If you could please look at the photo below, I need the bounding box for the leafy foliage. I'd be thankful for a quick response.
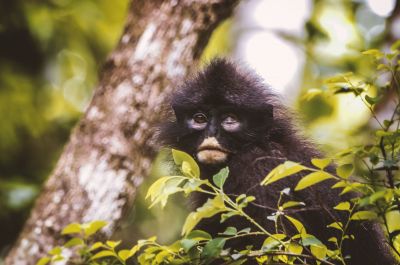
[37,45,400,264]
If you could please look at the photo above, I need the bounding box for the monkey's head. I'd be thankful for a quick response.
[161,58,280,169]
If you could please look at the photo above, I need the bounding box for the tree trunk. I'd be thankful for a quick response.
[5,0,240,264]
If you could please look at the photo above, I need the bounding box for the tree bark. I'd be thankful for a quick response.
[5,0,240,264]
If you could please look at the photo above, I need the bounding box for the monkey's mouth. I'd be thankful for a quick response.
[197,140,230,165]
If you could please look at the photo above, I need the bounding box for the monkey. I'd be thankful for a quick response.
[158,58,397,265]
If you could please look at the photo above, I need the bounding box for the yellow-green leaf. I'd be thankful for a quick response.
[390,40,400,51]
[334,202,351,211]
[91,250,117,260]
[362,49,383,59]
[351,211,377,220]
[386,211,400,233]
[310,245,327,260]
[327,222,343,231]
[311,158,331,170]
[262,161,309,186]
[89,242,104,251]
[182,195,226,236]
[36,257,50,265]
[281,201,304,209]
[295,171,334,191]
[118,249,133,262]
[302,89,322,101]
[287,243,303,255]
[336,164,353,179]
[61,223,81,235]
[84,220,107,237]
[106,240,121,249]
[285,215,306,235]
[172,149,200,178]
[64,238,84,248]
[262,234,286,250]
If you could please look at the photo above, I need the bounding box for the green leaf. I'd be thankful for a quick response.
[324,72,353,83]
[300,234,324,247]
[36,257,50,265]
[212,167,229,188]
[334,202,351,211]
[181,239,197,252]
[261,161,309,186]
[89,242,104,251]
[285,216,306,235]
[391,40,400,51]
[287,243,303,255]
[186,230,212,241]
[311,158,331,170]
[221,226,237,236]
[327,222,343,231]
[172,149,200,178]
[262,234,286,250]
[362,49,383,59]
[61,223,81,235]
[64,238,84,248]
[182,195,226,236]
[48,247,62,255]
[146,176,185,208]
[91,250,117,260]
[310,245,327,260]
[281,201,305,209]
[106,240,121,249]
[351,211,377,220]
[118,249,133,262]
[365,94,383,105]
[84,220,107,237]
[386,211,400,233]
[295,171,334,191]
[336,164,353,179]
[201,238,226,260]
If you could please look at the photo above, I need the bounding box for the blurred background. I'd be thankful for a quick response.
[0,0,399,260]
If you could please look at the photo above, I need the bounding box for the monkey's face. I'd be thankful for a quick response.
[173,106,267,167]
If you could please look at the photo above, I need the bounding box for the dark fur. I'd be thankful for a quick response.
[158,58,396,265]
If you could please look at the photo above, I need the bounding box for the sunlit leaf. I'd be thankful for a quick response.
[362,49,383,59]
[91,250,117,260]
[118,249,133,262]
[262,234,286,250]
[64,238,84,248]
[84,220,107,237]
[213,167,229,188]
[285,216,306,235]
[390,40,400,51]
[106,240,121,249]
[311,158,331,170]
[61,223,81,235]
[295,171,334,191]
[262,161,309,186]
[182,195,226,236]
[302,88,323,101]
[311,245,327,260]
[287,243,303,255]
[336,164,353,179]
[172,149,200,178]
[334,202,351,211]
[281,201,305,209]
[327,222,343,231]
[351,211,377,220]
[186,230,212,241]
[36,257,50,265]
[386,211,400,233]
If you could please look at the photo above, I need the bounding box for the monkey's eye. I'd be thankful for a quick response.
[189,112,208,130]
[193,113,208,124]
[221,114,240,131]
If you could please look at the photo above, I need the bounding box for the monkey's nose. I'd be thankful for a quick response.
[206,122,218,137]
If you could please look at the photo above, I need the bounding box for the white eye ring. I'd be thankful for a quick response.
[221,114,240,131]
[189,112,208,130]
